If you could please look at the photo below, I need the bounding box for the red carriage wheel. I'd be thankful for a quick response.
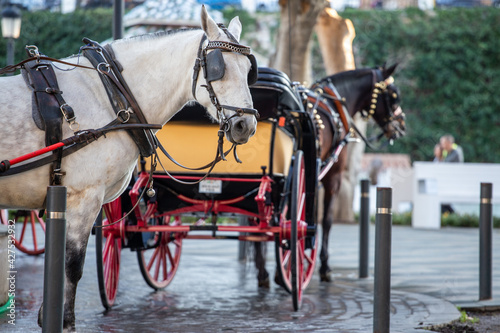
[137,215,183,290]
[275,150,317,311]
[0,210,46,255]
[95,198,124,309]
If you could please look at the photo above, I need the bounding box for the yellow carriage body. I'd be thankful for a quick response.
[143,121,294,176]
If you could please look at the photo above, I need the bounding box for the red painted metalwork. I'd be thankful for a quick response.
[254,175,273,228]
[0,210,46,255]
[8,142,64,167]
[152,174,263,183]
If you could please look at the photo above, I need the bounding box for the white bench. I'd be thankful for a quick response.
[412,162,500,229]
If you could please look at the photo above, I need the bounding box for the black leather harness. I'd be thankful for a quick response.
[81,38,158,157]
[21,46,77,185]
[0,29,260,185]
[0,41,160,181]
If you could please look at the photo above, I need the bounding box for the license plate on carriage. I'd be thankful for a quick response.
[199,179,222,194]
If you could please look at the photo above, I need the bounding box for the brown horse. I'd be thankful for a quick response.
[254,64,406,286]
[311,64,405,281]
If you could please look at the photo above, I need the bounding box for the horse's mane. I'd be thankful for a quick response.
[317,68,373,94]
[110,28,201,45]
[320,68,372,85]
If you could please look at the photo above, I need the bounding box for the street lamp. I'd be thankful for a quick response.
[1,4,21,70]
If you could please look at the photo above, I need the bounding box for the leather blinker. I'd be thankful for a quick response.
[205,48,225,83]
[247,54,258,85]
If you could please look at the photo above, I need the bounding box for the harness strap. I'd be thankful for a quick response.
[81,38,158,157]
[304,91,340,164]
[192,35,207,100]
[0,55,95,76]
[321,84,351,132]
[0,122,162,177]
[22,59,73,185]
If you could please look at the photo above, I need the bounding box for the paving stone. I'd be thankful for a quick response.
[3,224,499,332]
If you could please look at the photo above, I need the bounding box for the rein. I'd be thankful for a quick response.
[0,54,96,76]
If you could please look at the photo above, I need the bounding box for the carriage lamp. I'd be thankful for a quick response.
[1,4,21,69]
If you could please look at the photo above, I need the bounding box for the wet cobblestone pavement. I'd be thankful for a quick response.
[3,224,498,332]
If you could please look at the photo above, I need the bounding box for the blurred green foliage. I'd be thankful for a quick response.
[1,7,499,165]
[341,8,500,163]
[0,9,112,65]
[389,211,500,228]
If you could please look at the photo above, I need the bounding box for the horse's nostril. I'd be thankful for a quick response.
[234,119,246,133]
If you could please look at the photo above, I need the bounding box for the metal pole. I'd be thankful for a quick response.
[359,179,370,278]
[479,182,493,301]
[373,187,392,333]
[113,0,124,40]
[42,186,67,333]
[238,216,247,261]
[6,38,14,75]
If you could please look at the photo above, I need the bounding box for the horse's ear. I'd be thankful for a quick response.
[383,63,398,78]
[200,5,220,40]
[227,16,242,42]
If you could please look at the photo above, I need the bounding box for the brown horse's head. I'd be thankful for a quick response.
[367,64,406,141]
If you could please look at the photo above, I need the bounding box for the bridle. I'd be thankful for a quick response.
[153,25,260,186]
[191,24,259,159]
[313,68,405,150]
[100,27,262,227]
[362,68,405,141]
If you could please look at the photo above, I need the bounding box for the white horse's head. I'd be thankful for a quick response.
[193,6,258,145]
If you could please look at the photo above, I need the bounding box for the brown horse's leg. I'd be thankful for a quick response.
[254,241,270,287]
[320,183,334,282]
[319,164,344,282]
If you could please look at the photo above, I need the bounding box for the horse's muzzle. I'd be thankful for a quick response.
[226,116,257,144]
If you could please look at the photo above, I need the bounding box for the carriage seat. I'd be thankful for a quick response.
[250,67,303,120]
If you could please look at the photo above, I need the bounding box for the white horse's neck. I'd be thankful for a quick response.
[109,29,204,126]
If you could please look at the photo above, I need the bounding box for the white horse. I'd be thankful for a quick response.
[0,7,257,329]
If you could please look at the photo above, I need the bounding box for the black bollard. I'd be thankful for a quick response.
[42,186,67,333]
[373,187,392,333]
[479,183,493,301]
[359,179,370,278]
[113,0,124,40]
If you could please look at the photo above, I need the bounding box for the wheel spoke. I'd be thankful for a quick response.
[166,243,175,267]
[137,216,182,289]
[153,246,163,281]
[147,246,160,272]
[18,218,27,244]
[161,247,168,281]
[30,213,38,251]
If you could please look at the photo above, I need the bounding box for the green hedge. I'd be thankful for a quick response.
[390,211,500,228]
[341,8,500,163]
[0,9,112,65]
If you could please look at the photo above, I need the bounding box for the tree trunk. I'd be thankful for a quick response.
[271,0,327,84]
[316,8,356,74]
[316,8,364,223]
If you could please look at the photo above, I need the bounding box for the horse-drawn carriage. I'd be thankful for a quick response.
[94,61,406,311]
[0,6,405,327]
[95,67,320,311]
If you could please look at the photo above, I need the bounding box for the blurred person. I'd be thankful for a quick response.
[440,134,464,163]
[433,143,443,162]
